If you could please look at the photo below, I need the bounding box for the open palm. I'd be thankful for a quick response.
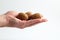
[5,11,47,29]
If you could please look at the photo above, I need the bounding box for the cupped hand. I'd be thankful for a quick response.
[5,11,47,29]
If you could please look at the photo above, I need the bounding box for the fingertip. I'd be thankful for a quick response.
[41,19,48,22]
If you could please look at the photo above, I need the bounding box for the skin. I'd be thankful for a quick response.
[0,11,47,29]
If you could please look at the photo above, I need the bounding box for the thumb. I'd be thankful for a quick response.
[5,11,18,17]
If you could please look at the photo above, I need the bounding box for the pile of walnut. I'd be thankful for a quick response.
[16,12,43,20]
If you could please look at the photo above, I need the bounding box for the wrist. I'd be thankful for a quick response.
[0,15,9,27]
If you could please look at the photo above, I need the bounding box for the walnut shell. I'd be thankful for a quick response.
[25,12,32,20]
[16,12,28,20]
[30,13,43,19]
[25,12,32,17]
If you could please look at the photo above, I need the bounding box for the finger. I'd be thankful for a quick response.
[41,19,48,22]
[25,18,47,27]
[5,11,18,17]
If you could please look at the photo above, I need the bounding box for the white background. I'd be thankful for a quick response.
[0,0,60,40]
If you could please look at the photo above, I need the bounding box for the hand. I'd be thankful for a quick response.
[5,11,47,29]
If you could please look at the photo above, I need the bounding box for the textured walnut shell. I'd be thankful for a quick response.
[25,12,32,20]
[16,12,28,20]
[25,12,32,17]
[30,13,43,19]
